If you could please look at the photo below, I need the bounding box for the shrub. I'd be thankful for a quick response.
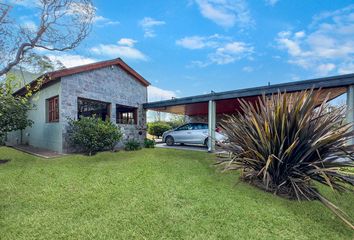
[147,121,172,138]
[144,138,155,148]
[67,117,122,155]
[124,139,142,151]
[217,90,354,228]
[167,115,186,129]
[0,134,5,146]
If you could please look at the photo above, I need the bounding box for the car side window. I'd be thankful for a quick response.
[190,123,208,130]
[177,124,190,131]
[192,123,202,130]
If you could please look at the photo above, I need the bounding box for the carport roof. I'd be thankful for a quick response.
[144,73,354,116]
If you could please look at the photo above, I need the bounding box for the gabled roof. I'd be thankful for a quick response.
[14,58,150,95]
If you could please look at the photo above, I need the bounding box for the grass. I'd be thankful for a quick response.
[0,147,353,239]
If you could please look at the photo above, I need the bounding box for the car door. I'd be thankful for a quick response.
[172,124,192,143]
[191,123,208,144]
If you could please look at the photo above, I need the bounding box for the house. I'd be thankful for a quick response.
[6,58,150,153]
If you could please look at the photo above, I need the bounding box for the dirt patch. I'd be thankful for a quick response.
[0,159,10,164]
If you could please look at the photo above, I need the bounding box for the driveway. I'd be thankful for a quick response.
[155,143,207,152]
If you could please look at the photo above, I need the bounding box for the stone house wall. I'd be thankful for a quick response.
[60,65,148,152]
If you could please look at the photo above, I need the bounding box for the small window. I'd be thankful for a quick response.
[192,123,207,130]
[116,104,137,124]
[78,98,110,121]
[177,124,192,131]
[47,96,59,122]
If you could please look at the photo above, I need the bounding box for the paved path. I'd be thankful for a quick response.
[10,145,64,158]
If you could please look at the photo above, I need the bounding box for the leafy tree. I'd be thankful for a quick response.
[67,117,123,155]
[0,52,66,143]
[0,86,33,142]
[147,121,172,138]
[167,114,186,129]
[0,0,94,76]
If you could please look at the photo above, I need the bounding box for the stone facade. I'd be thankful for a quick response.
[60,65,148,152]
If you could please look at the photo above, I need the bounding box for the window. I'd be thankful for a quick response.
[192,123,208,130]
[78,98,110,121]
[116,104,137,124]
[177,124,193,131]
[47,96,59,122]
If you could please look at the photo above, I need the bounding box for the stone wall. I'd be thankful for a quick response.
[60,65,148,152]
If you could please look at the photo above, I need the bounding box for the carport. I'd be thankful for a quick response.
[144,73,354,152]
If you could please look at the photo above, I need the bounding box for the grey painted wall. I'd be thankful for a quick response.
[6,81,62,152]
[60,65,148,152]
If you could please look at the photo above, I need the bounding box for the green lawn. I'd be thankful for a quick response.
[0,147,353,239]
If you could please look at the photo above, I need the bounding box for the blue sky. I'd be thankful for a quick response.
[7,0,354,102]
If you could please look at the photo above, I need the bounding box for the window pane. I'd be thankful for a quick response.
[116,104,137,124]
[78,98,110,121]
[178,124,190,131]
[47,96,59,122]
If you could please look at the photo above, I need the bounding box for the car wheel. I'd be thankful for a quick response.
[204,138,209,148]
[165,136,175,146]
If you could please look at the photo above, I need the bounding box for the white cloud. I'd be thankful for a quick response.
[316,63,336,75]
[242,66,254,72]
[193,0,253,28]
[265,0,279,6]
[93,15,120,26]
[22,20,37,31]
[176,36,208,49]
[139,17,165,38]
[177,34,253,67]
[90,38,147,61]
[148,86,177,102]
[6,0,39,7]
[46,54,97,68]
[209,41,253,64]
[338,62,354,74]
[276,5,354,76]
[117,38,137,47]
[175,34,227,49]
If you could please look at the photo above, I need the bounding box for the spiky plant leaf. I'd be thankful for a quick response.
[218,90,354,229]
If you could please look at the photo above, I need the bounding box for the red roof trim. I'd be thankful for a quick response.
[14,58,150,95]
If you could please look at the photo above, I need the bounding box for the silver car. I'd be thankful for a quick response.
[162,123,226,147]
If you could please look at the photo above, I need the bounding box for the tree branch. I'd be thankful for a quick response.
[0,0,94,76]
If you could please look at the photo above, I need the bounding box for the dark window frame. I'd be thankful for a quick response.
[116,104,138,125]
[47,95,59,123]
[77,97,111,121]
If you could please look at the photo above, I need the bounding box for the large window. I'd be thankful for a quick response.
[47,96,59,122]
[78,98,110,121]
[116,104,137,124]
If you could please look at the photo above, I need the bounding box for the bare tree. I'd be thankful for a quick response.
[0,0,95,76]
